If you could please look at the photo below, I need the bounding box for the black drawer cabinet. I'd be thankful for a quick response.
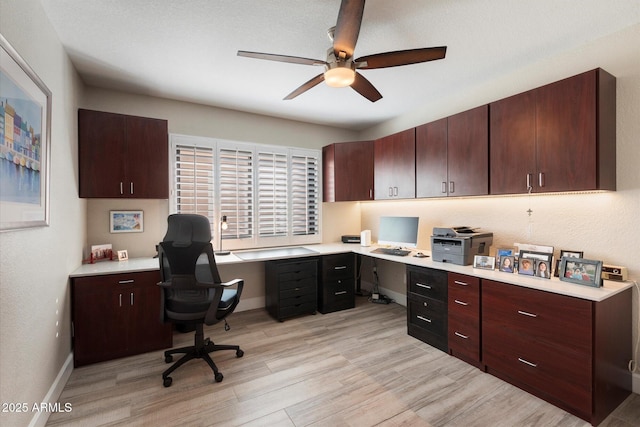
[319,253,356,314]
[265,258,318,321]
[406,265,448,351]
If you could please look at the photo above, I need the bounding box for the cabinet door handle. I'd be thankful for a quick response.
[517,310,538,318]
[334,266,347,270]
[416,283,432,289]
[455,331,469,339]
[118,280,135,284]
[120,182,124,195]
[416,315,432,323]
[526,173,532,191]
[369,189,373,199]
[393,187,398,196]
[119,293,122,307]
[454,299,468,306]
[441,182,447,193]
[454,280,468,286]
[518,357,537,368]
[335,291,347,296]
[449,181,454,194]
[389,187,393,197]
[538,172,545,188]
[130,182,134,194]
[130,292,134,306]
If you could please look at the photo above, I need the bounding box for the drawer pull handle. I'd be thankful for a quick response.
[416,283,432,289]
[334,266,347,270]
[335,291,347,295]
[118,280,135,284]
[454,299,468,306]
[518,357,537,368]
[454,332,469,339]
[454,280,469,286]
[416,315,432,323]
[517,310,538,318]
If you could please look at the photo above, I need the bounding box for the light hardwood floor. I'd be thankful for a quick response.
[47,297,639,426]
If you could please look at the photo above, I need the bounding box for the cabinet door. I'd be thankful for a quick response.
[125,116,169,198]
[416,118,448,198]
[127,272,172,353]
[374,128,415,199]
[324,141,374,202]
[490,91,537,195]
[536,70,597,192]
[72,277,128,366]
[446,105,489,197]
[78,109,127,198]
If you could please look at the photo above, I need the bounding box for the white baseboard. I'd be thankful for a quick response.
[633,372,640,394]
[29,352,74,427]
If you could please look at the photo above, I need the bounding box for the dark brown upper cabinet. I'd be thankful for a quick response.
[374,128,416,200]
[490,68,616,194]
[78,109,169,198]
[323,140,374,202]
[416,105,489,198]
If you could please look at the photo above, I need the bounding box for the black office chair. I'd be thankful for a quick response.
[158,214,244,387]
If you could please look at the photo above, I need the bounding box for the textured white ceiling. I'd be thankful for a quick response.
[40,0,640,130]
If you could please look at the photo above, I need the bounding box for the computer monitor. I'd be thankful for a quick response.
[377,216,420,248]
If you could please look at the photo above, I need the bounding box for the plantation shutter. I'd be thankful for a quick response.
[257,150,288,237]
[218,145,254,240]
[173,143,215,230]
[290,151,320,236]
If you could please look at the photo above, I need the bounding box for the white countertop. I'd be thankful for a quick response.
[69,242,633,302]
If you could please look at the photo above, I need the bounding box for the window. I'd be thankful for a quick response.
[170,134,321,250]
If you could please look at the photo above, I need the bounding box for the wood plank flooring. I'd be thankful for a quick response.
[47,297,639,426]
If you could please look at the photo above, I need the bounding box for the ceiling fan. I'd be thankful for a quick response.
[237,0,447,102]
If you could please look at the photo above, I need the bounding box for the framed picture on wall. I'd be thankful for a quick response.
[110,210,144,233]
[0,34,52,231]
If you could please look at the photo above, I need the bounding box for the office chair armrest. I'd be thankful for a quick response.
[221,278,243,299]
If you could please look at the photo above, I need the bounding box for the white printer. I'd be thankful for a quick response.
[431,226,493,265]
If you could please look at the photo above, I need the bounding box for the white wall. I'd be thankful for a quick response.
[0,1,85,426]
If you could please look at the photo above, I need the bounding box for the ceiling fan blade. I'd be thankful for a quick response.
[237,50,326,66]
[284,73,326,100]
[356,46,447,69]
[333,0,365,59]
[351,72,382,102]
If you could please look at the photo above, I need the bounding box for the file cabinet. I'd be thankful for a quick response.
[265,258,318,321]
[406,265,448,351]
[447,273,481,366]
[319,253,355,314]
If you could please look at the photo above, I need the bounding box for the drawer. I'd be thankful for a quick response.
[322,253,355,280]
[483,325,592,415]
[407,266,447,301]
[407,297,446,337]
[448,276,479,318]
[448,312,480,362]
[482,280,591,352]
[279,301,317,319]
[278,279,316,300]
[279,276,317,293]
[280,291,316,308]
[73,270,159,292]
[274,259,317,273]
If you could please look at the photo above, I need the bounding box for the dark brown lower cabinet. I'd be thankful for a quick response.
[447,273,481,367]
[482,279,632,426]
[265,258,318,321]
[72,270,172,367]
[319,253,355,314]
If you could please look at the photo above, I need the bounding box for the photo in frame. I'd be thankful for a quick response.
[473,255,495,270]
[117,250,129,261]
[518,250,553,277]
[555,250,584,276]
[559,257,603,287]
[498,255,515,273]
[110,210,144,233]
[0,34,52,231]
[496,248,514,266]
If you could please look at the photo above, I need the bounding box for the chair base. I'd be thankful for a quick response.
[162,323,243,387]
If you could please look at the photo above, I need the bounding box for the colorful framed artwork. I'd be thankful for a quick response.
[110,210,144,233]
[0,34,52,231]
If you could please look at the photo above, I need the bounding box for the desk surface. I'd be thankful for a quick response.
[70,243,632,302]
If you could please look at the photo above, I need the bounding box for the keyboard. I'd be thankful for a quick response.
[371,248,411,257]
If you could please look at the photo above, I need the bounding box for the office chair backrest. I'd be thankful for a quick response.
[159,214,222,288]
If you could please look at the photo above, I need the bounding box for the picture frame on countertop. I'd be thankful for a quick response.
[0,34,52,231]
[535,260,551,279]
[117,250,129,261]
[559,257,603,287]
[496,247,514,265]
[518,250,553,276]
[473,255,495,270]
[555,250,583,277]
[498,255,515,273]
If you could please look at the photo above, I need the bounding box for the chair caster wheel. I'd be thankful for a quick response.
[215,372,224,382]
[163,377,172,387]
[236,349,244,358]
[165,355,173,363]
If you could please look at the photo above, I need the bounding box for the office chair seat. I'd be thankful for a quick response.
[158,214,244,387]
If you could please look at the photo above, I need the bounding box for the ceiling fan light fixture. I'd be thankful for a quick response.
[324,66,356,87]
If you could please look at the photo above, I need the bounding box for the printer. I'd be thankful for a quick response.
[431,226,493,265]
